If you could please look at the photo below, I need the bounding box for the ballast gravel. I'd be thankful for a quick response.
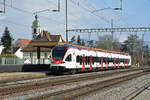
[0,70,143,100]
[78,73,150,100]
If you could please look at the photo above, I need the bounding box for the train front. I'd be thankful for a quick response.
[51,45,68,74]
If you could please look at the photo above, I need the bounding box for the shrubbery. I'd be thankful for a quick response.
[0,54,17,58]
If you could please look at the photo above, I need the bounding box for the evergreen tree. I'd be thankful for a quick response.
[120,34,143,65]
[69,36,76,44]
[77,35,81,45]
[81,39,85,46]
[1,27,13,54]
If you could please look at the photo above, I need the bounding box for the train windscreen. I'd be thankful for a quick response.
[52,46,68,60]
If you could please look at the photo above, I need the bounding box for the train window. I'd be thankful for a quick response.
[95,57,98,62]
[103,57,105,63]
[108,58,112,63]
[92,56,95,64]
[111,58,113,63]
[87,56,90,65]
[120,59,122,63]
[94,57,96,62]
[85,56,88,65]
[52,47,68,60]
[116,59,118,64]
[76,56,80,62]
[99,57,101,64]
[116,58,118,64]
[97,57,100,63]
[65,54,72,62]
[79,56,82,65]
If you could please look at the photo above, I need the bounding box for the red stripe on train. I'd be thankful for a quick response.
[90,56,92,70]
[82,56,85,71]
[101,57,103,69]
[53,60,63,64]
[114,58,116,69]
[106,57,108,69]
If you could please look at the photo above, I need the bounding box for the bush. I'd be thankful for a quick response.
[0,54,17,58]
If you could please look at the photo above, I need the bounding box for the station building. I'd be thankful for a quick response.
[16,15,65,64]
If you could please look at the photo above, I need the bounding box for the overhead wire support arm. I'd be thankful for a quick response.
[52,0,60,12]
[33,0,60,15]
[92,0,122,13]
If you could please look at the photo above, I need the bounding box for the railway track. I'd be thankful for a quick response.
[27,71,150,100]
[122,82,150,100]
[0,68,143,96]
[0,68,149,100]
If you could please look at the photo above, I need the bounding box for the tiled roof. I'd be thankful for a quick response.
[18,38,31,47]
[22,30,65,52]
[33,30,65,42]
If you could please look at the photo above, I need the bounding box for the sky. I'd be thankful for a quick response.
[0,0,150,43]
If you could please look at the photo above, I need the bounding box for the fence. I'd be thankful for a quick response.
[0,57,51,64]
[25,58,51,64]
[0,57,23,64]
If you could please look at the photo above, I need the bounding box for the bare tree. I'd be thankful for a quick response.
[97,34,120,51]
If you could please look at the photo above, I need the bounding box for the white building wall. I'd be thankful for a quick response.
[23,52,51,64]
[15,48,23,59]
[0,45,4,54]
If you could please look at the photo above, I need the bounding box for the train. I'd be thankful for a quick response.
[51,44,131,74]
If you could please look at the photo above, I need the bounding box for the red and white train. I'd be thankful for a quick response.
[51,44,131,74]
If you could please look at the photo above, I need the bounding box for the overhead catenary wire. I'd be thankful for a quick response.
[70,0,112,25]
[0,0,89,31]
[0,2,65,25]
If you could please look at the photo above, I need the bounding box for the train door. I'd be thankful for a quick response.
[65,54,72,68]
[72,52,76,68]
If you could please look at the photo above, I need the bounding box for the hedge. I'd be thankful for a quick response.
[0,54,17,58]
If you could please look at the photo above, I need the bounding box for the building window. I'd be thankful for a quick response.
[34,29,36,33]
[30,52,33,58]
[44,53,48,59]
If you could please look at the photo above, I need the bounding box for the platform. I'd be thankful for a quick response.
[0,72,46,83]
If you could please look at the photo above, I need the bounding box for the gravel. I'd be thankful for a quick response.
[133,86,150,100]
[78,72,150,100]
[0,70,142,100]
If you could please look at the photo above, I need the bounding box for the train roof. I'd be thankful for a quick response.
[55,44,129,56]
[55,45,81,49]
